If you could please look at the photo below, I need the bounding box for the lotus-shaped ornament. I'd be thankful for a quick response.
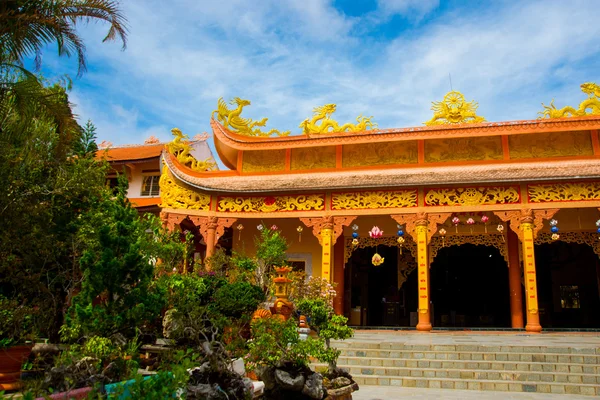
[369,226,384,238]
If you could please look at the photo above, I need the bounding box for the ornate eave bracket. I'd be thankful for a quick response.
[188,216,238,244]
[391,212,452,242]
[160,212,187,231]
[300,215,357,245]
[494,209,559,242]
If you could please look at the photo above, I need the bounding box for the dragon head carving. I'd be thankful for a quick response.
[581,82,600,98]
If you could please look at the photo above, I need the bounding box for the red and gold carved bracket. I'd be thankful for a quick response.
[494,209,559,242]
[300,215,357,244]
[391,212,452,242]
[189,216,238,244]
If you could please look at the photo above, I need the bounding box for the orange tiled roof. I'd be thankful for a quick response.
[129,197,161,207]
[97,143,164,162]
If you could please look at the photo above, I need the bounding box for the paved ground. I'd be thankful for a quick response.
[352,386,595,399]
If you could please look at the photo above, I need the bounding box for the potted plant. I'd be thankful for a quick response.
[0,295,38,392]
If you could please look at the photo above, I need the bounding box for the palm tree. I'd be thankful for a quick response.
[0,0,128,76]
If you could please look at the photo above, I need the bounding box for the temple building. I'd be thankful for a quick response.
[158,85,600,332]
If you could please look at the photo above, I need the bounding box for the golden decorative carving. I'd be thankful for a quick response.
[299,104,377,134]
[342,141,418,167]
[424,91,486,126]
[424,136,503,163]
[539,82,600,119]
[332,190,418,210]
[536,231,600,258]
[159,168,211,210]
[344,236,417,263]
[508,131,593,159]
[218,194,325,213]
[166,128,217,172]
[528,182,600,203]
[425,186,520,206]
[291,147,336,170]
[391,213,451,242]
[242,150,286,172]
[494,209,558,242]
[301,216,357,245]
[212,97,290,137]
[429,234,508,265]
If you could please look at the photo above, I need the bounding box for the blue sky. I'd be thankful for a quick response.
[37,0,600,149]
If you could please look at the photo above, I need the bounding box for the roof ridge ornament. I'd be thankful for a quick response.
[424,91,486,126]
[299,104,377,134]
[539,82,600,119]
[166,128,216,172]
[212,97,290,137]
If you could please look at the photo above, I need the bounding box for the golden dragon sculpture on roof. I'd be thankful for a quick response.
[424,91,486,126]
[212,97,290,137]
[166,128,216,172]
[299,104,377,134]
[539,82,600,119]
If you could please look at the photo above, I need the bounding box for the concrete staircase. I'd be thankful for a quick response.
[316,334,600,396]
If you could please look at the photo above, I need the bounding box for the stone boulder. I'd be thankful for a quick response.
[274,368,305,392]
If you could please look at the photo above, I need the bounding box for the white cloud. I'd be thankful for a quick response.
[375,0,440,19]
[61,0,600,152]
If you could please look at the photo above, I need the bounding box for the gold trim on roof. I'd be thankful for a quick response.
[166,128,216,172]
[299,104,377,134]
[539,82,600,119]
[212,97,290,137]
[424,91,486,126]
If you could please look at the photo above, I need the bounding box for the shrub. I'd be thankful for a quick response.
[212,282,265,320]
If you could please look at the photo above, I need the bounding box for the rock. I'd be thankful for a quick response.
[331,376,352,388]
[274,369,305,392]
[302,372,324,399]
[162,308,181,339]
[326,384,353,397]
[256,366,276,390]
[187,383,222,399]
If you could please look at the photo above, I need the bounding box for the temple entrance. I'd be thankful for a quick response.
[536,242,600,328]
[345,245,417,327]
[430,244,511,328]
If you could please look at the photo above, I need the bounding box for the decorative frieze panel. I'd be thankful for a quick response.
[331,190,418,210]
[217,194,325,213]
[291,146,336,170]
[528,182,600,203]
[425,186,520,207]
[242,149,286,172]
[424,136,503,163]
[159,169,211,210]
[342,141,418,168]
[509,131,593,159]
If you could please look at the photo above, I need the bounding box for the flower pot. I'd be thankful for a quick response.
[0,345,33,391]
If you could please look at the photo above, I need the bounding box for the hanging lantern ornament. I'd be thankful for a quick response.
[297,225,303,242]
[596,219,600,239]
[372,252,385,267]
[397,226,405,254]
[497,224,505,242]
[236,223,244,240]
[481,215,489,233]
[352,224,359,231]
[549,219,559,240]
[439,228,447,247]
[257,224,264,231]
[452,216,460,233]
[352,238,359,246]
[466,217,475,234]
[369,226,384,238]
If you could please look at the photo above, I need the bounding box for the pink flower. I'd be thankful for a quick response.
[270,225,278,230]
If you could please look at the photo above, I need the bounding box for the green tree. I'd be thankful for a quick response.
[73,119,98,157]
[65,176,166,338]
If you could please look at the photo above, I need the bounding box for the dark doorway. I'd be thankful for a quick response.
[430,244,510,328]
[345,245,417,326]
[536,242,600,328]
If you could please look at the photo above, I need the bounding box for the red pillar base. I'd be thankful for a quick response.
[525,323,542,333]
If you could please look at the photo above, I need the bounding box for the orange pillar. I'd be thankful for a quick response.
[415,219,432,332]
[333,236,345,315]
[204,218,217,268]
[521,217,542,333]
[507,225,524,328]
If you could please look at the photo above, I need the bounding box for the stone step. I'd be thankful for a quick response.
[342,365,600,384]
[336,356,600,373]
[333,341,600,354]
[350,374,600,396]
[339,349,600,363]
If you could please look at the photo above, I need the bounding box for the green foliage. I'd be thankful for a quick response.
[0,294,37,346]
[248,317,325,369]
[73,119,98,157]
[212,282,265,320]
[65,176,166,339]
[82,336,114,360]
[255,227,288,269]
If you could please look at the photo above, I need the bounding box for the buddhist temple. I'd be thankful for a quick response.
[158,84,600,332]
